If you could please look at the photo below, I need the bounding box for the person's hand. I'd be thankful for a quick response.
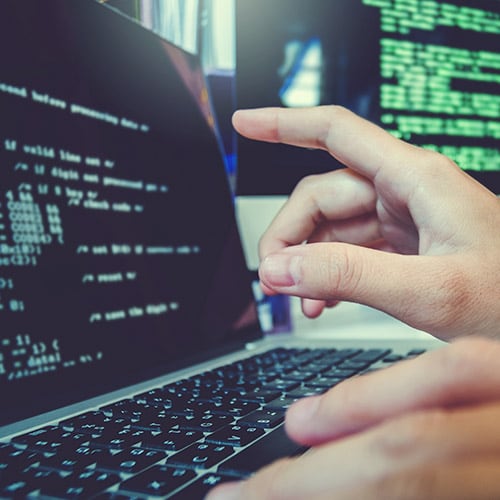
[206,337,500,499]
[232,106,500,339]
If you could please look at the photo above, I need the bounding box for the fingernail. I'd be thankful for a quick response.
[205,481,242,500]
[260,253,302,287]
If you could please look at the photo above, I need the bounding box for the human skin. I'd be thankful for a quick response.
[206,337,500,499]
[205,106,500,499]
[233,106,500,340]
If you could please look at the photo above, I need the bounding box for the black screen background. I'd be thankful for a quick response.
[0,1,260,426]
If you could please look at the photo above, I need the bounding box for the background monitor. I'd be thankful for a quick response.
[235,0,500,195]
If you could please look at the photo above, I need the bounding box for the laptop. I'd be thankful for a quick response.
[0,1,443,498]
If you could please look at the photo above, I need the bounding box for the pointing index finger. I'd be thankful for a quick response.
[232,105,414,179]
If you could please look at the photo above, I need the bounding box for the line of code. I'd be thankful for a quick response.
[0,81,202,382]
[363,0,500,171]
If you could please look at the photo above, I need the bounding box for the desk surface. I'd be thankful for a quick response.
[290,299,435,341]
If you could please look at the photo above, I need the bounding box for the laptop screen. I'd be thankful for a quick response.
[0,1,260,427]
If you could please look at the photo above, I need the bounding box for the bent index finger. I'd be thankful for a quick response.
[232,106,416,179]
[285,337,500,446]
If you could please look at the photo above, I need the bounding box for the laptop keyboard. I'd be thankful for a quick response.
[0,346,425,498]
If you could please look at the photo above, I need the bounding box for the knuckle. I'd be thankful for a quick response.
[323,245,362,299]
[419,149,460,176]
[431,151,461,172]
[408,151,461,201]
[415,263,474,333]
[319,105,349,149]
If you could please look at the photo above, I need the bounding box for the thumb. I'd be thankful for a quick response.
[258,242,464,334]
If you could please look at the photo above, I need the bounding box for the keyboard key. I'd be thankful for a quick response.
[283,370,317,382]
[141,429,203,452]
[336,361,370,370]
[205,424,265,447]
[218,426,306,478]
[119,464,195,497]
[264,396,301,411]
[130,411,186,432]
[0,445,44,480]
[305,376,344,389]
[1,474,40,497]
[382,354,404,363]
[407,349,427,357]
[211,400,260,418]
[322,369,358,378]
[238,409,284,429]
[240,390,282,404]
[92,493,136,500]
[60,411,129,436]
[167,442,234,470]
[41,444,107,472]
[319,367,345,378]
[90,427,146,450]
[169,472,236,499]
[71,444,106,460]
[40,468,120,498]
[180,413,234,433]
[286,387,325,398]
[100,400,162,419]
[11,426,88,454]
[263,379,300,392]
[94,447,166,474]
[350,349,391,363]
